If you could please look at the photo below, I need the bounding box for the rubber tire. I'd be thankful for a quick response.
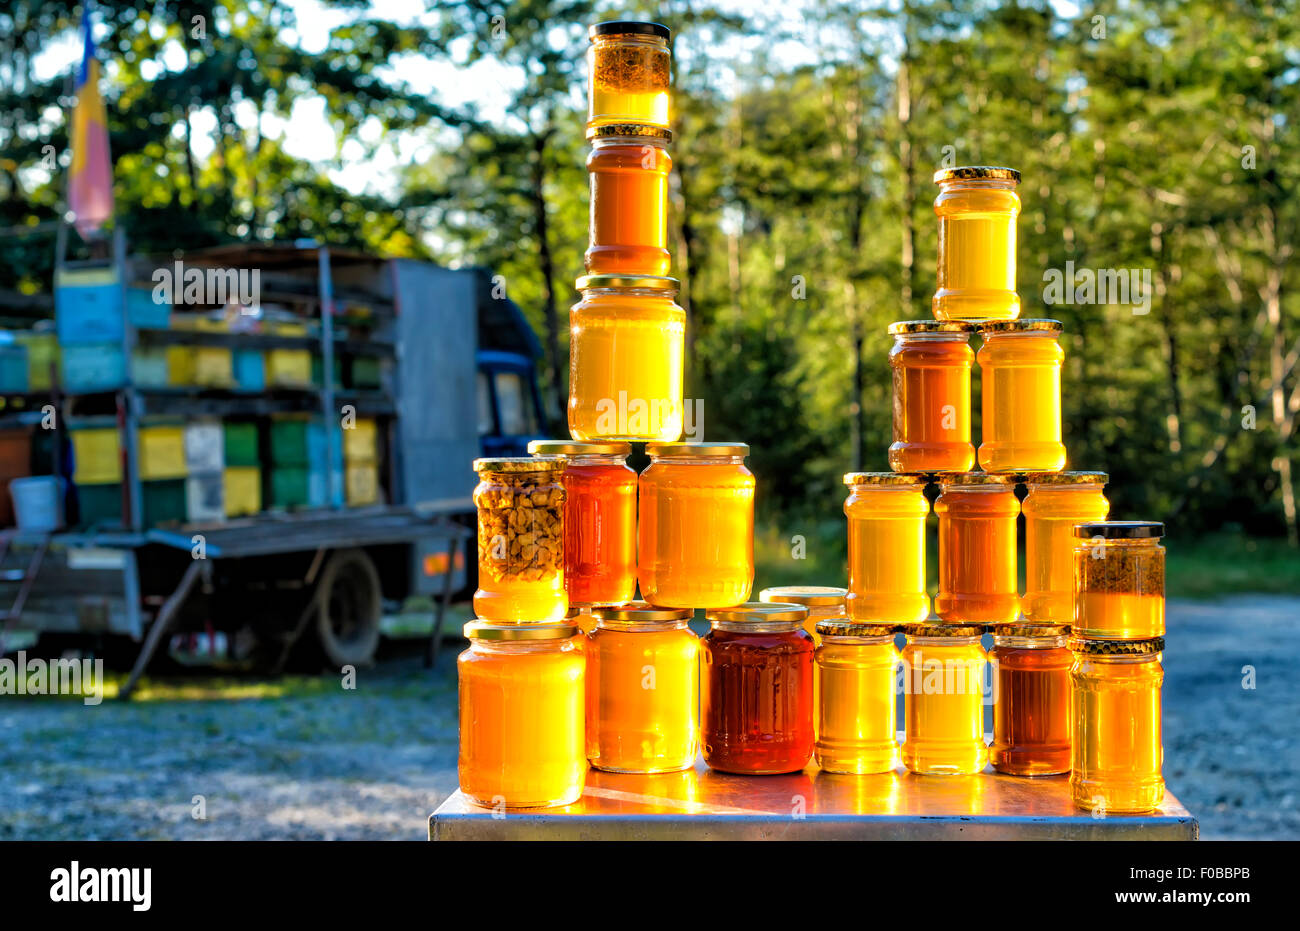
[313,548,382,668]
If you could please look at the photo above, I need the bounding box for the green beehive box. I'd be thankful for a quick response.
[271,466,311,509]
[223,421,259,467]
[76,482,122,528]
[142,479,187,526]
[350,357,382,389]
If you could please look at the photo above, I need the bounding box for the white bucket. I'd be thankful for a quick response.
[9,476,65,532]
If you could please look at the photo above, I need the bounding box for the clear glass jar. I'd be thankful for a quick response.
[586,126,671,277]
[472,457,567,622]
[977,319,1066,473]
[816,621,898,774]
[528,440,637,607]
[934,473,1020,624]
[1022,472,1110,623]
[901,625,988,775]
[568,275,684,442]
[702,603,815,775]
[932,166,1021,322]
[587,21,671,129]
[1070,637,1165,813]
[887,321,975,473]
[991,626,1071,776]
[1072,521,1165,639]
[758,585,847,646]
[586,602,698,774]
[639,442,755,608]
[843,472,931,623]
[457,622,585,808]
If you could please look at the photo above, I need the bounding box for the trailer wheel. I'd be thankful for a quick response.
[313,548,382,668]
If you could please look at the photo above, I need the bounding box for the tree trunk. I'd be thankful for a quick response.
[529,128,562,424]
[897,17,916,318]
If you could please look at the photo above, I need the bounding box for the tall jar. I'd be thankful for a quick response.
[639,442,755,609]
[1022,471,1110,623]
[901,624,988,775]
[934,473,1020,624]
[758,585,847,646]
[528,440,637,606]
[472,457,567,622]
[701,603,815,775]
[586,602,698,774]
[587,21,671,130]
[887,321,975,473]
[569,275,684,443]
[990,625,1071,776]
[977,319,1066,473]
[816,621,899,775]
[932,166,1021,322]
[1070,637,1165,813]
[586,125,671,277]
[457,621,585,809]
[843,472,931,624]
[1072,521,1165,640]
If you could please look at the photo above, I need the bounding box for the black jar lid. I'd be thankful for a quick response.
[589,21,670,40]
[1073,521,1165,539]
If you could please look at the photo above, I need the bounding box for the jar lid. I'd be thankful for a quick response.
[993,623,1071,638]
[1072,521,1165,539]
[976,318,1063,335]
[939,472,1017,486]
[933,165,1021,184]
[576,274,680,292]
[528,439,632,457]
[645,441,749,458]
[592,601,693,622]
[589,20,670,40]
[759,586,847,607]
[817,620,897,638]
[1023,470,1108,485]
[706,602,808,624]
[887,319,975,335]
[907,622,987,638]
[843,471,927,486]
[473,456,564,474]
[465,621,579,641]
[1069,637,1165,655]
[586,123,673,143]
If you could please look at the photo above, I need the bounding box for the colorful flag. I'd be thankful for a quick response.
[68,5,114,238]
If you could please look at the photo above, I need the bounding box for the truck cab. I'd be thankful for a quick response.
[477,350,547,457]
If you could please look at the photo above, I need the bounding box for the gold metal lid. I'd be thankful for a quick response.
[576,274,679,291]
[1070,637,1165,655]
[473,456,564,473]
[645,441,749,458]
[844,471,927,486]
[587,123,673,142]
[938,472,1017,486]
[992,623,1071,638]
[589,20,670,40]
[907,622,987,638]
[465,621,579,641]
[706,602,808,624]
[976,318,1063,335]
[1072,521,1164,539]
[527,440,632,457]
[592,601,693,622]
[888,320,975,335]
[1023,470,1108,485]
[817,620,898,638]
[934,165,1021,184]
[759,586,847,607]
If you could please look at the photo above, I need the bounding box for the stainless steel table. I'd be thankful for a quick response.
[430,759,1198,840]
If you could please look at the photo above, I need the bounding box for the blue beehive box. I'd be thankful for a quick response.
[62,343,127,393]
[126,287,171,330]
[0,342,29,393]
[55,270,124,345]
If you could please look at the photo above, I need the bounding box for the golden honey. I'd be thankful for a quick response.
[1021,472,1110,624]
[1073,522,1165,640]
[587,22,670,130]
[932,166,1021,322]
[934,474,1020,624]
[901,626,988,775]
[816,622,898,774]
[843,473,930,624]
[977,319,1066,473]
[586,126,671,277]
[887,321,975,473]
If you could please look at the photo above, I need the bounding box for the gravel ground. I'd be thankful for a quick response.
[0,596,1296,840]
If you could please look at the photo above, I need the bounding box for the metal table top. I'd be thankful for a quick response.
[431,759,1197,841]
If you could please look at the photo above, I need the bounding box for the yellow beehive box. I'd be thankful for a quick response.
[71,426,122,485]
[192,317,234,386]
[267,321,312,387]
[343,417,378,463]
[345,463,378,506]
[138,424,188,480]
[223,466,262,517]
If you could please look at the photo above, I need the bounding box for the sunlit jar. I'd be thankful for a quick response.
[569,275,684,442]
[586,125,671,277]
[990,625,1071,776]
[586,602,698,774]
[758,585,847,646]
[887,321,975,473]
[587,21,671,130]
[1022,472,1110,623]
[457,621,585,809]
[702,603,815,775]
[901,624,988,775]
[528,440,637,606]
[843,473,931,624]
[815,621,899,775]
[932,165,1021,322]
[1070,637,1165,813]
[934,473,1020,624]
[472,457,567,623]
[639,442,755,609]
[1072,522,1165,640]
[976,319,1066,473]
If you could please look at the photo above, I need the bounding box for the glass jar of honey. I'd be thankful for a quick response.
[472,457,567,622]
[934,473,1020,624]
[990,625,1071,776]
[976,319,1066,473]
[586,602,698,774]
[901,624,988,775]
[1022,471,1109,623]
[702,602,815,775]
[528,440,637,607]
[569,275,684,443]
[758,585,847,646]
[843,472,931,624]
[887,321,975,473]
[639,442,755,609]
[932,166,1021,322]
[1070,637,1165,813]
[587,21,670,130]
[1072,522,1165,640]
[586,126,671,277]
[457,621,585,808]
[815,621,898,774]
